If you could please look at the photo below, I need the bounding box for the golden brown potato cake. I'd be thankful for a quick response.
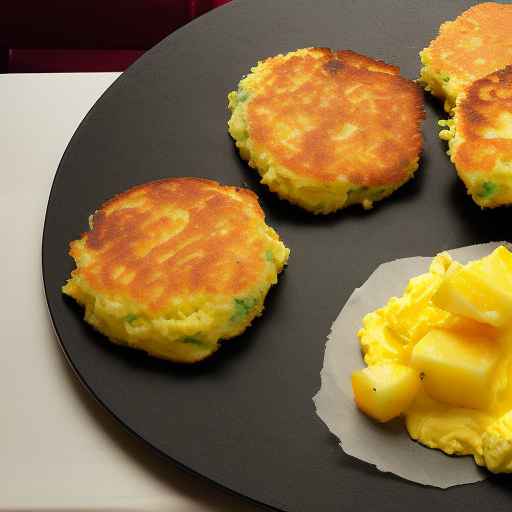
[420,2,512,111]
[228,48,424,214]
[63,178,289,363]
[440,65,512,208]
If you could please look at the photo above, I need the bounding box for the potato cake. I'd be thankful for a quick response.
[63,178,290,363]
[420,2,512,112]
[228,47,424,214]
[440,66,512,208]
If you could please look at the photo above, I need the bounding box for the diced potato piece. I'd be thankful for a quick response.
[351,363,421,422]
[432,259,512,327]
[411,329,501,409]
[480,246,512,286]
[438,314,499,339]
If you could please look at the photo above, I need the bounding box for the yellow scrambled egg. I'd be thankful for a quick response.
[352,246,512,473]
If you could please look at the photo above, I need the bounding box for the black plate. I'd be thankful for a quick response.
[42,1,512,510]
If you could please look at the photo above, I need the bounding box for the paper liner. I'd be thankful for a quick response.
[313,242,512,488]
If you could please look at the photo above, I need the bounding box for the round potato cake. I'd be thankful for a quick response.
[228,47,424,214]
[62,178,290,363]
[420,2,512,112]
[439,66,512,208]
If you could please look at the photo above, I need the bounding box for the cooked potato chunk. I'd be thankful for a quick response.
[432,259,512,327]
[352,363,421,422]
[411,329,500,409]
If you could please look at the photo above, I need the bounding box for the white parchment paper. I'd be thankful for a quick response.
[313,242,512,488]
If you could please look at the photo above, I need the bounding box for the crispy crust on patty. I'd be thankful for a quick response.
[452,66,512,174]
[242,48,424,187]
[421,3,512,108]
[68,178,274,312]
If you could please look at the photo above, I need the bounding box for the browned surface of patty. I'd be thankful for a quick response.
[246,48,424,186]
[454,65,512,174]
[426,3,512,86]
[69,178,267,312]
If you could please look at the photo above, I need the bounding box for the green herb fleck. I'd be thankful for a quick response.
[237,89,249,102]
[231,297,257,322]
[238,129,249,141]
[477,181,498,199]
[371,187,387,200]
[265,250,274,262]
[182,337,211,349]
[372,387,377,392]
[124,314,138,325]
[442,76,450,83]
[348,186,367,195]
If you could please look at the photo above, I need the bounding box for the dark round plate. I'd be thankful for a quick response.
[42,1,512,510]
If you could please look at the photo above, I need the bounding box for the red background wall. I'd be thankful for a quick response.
[1,1,231,72]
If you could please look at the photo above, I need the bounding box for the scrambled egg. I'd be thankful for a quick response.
[352,246,512,473]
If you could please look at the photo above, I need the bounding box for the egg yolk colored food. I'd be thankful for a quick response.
[352,246,512,473]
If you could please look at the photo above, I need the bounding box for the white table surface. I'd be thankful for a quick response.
[0,72,261,512]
